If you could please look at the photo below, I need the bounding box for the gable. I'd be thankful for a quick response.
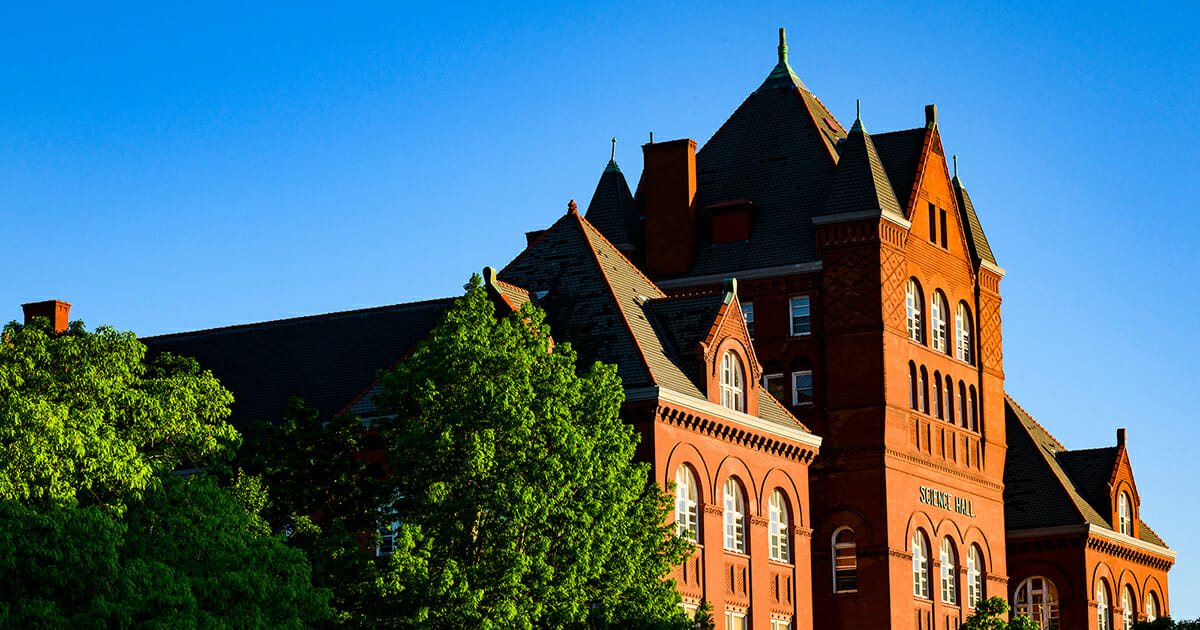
[905,128,975,282]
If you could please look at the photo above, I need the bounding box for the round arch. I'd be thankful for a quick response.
[758,467,802,525]
[664,442,712,503]
[714,454,759,513]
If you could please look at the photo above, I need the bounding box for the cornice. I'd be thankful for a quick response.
[883,448,1004,491]
[1007,524,1175,570]
[626,385,823,452]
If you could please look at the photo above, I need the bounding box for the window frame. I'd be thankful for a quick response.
[1097,579,1112,630]
[376,520,401,557]
[956,302,973,364]
[906,279,924,343]
[931,291,948,353]
[725,611,747,630]
[912,530,930,598]
[764,372,785,405]
[1118,491,1133,535]
[967,544,984,608]
[723,477,746,553]
[792,370,813,407]
[940,537,958,605]
[1014,576,1060,630]
[832,527,857,593]
[720,350,746,412]
[741,302,754,340]
[789,295,811,336]
[768,490,791,563]
[1122,585,1135,630]
[675,466,699,543]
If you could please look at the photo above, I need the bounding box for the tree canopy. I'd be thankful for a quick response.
[0,317,330,627]
[367,276,693,629]
[961,597,1039,630]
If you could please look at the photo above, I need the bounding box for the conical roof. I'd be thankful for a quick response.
[820,115,904,220]
[584,145,640,253]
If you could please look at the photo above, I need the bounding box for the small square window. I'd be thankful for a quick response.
[792,370,813,406]
[725,611,747,630]
[789,296,811,336]
[740,302,754,339]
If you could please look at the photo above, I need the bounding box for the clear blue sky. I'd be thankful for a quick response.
[3,0,1197,615]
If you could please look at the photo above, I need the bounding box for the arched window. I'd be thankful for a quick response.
[968,385,978,432]
[909,362,918,410]
[720,351,745,412]
[1118,491,1133,535]
[933,371,944,419]
[956,302,974,364]
[1097,579,1112,630]
[912,531,930,598]
[958,381,968,429]
[832,527,857,593]
[919,366,929,414]
[940,537,958,604]
[931,291,948,353]
[945,375,955,424]
[723,478,746,553]
[1122,585,1136,630]
[768,490,790,563]
[1147,591,1160,621]
[906,279,924,343]
[675,466,699,542]
[1014,576,1059,630]
[967,544,984,608]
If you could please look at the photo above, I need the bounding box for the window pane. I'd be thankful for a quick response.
[790,296,811,335]
[793,371,813,406]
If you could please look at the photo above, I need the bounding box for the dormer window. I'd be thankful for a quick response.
[1118,491,1133,535]
[720,351,745,412]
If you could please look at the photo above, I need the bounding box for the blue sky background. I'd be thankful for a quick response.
[3,0,1198,615]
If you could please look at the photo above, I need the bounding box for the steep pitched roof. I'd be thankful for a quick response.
[953,175,998,267]
[584,156,640,253]
[872,128,926,213]
[820,117,904,220]
[1004,396,1168,548]
[142,299,454,427]
[676,37,846,277]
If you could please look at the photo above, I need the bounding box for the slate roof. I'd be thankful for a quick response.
[820,118,903,220]
[953,175,998,267]
[872,128,926,213]
[500,209,809,434]
[1004,396,1167,548]
[142,299,453,427]
[584,158,640,253]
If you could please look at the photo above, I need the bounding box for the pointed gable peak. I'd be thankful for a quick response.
[818,110,903,220]
[760,27,809,92]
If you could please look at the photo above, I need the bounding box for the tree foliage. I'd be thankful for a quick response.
[962,597,1040,630]
[0,317,330,627]
[370,276,693,629]
[1134,618,1200,630]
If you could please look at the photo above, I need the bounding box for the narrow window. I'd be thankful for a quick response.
[906,279,924,343]
[741,302,754,339]
[1147,592,1160,621]
[723,478,746,553]
[792,370,813,406]
[939,208,948,248]
[675,466,699,542]
[909,362,919,409]
[940,538,957,604]
[1097,579,1112,630]
[928,203,937,242]
[1122,586,1136,630]
[769,490,790,562]
[1015,577,1060,630]
[919,367,929,414]
[912,531,930,598]
[790,296,811,336]
[956,303,973,364]
[959,382,968,429]
[764,373,785,404]
[968,386,978,432]
[967,545,984,608]
[832,527,857,593]
[1118,491,1133,535]
[945,375,955,424]
[933,371,944,419]
[720,351,745,412]
[931,291,948,353]
[376,521,401,556]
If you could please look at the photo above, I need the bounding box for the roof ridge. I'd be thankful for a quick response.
[1061,445,1118,455]
[648,289,724,301]
[1005,394,1066,451]
[141,296,457,341]
[1138,519,1169,549]
[498,210,577,277]
[872,127,924,138]
[569,212,662,387]
[575,212,666,298]
[900,126,936,218]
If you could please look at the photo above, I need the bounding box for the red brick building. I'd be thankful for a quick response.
[29,27,1164,630]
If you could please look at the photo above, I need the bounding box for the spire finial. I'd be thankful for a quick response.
[611,137,617,161]
[953,155,958,178]
[778,27,788,65]
[856,99,861,120]
[568,199,577,214]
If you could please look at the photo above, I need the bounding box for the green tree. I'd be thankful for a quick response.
[962,597,1040,630]
[0,317,331,627]
[1134,618,1200,630]
[371,276,693,629]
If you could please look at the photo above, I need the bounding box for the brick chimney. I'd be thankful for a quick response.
[22,300,71,333]
[640,138,697,276]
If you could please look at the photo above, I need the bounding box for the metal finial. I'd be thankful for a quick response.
[856,99,860,120]
[649,131,654,143]
[611,137,617,161]
[568,199,577,214]
[778,27,788,65]
[953,155,958,178]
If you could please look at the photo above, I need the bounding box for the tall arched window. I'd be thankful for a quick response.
[1097,579,1112,630]
[967,545,984,608]
[1118,491,1133,535]
[768,490,790,562]
[958,381,968,429]
[720,351,745,412]
[912,531,930,598]
[1147,591,1160,621]
[1122,585,1136,630]
[940,537,958,604]
[933,371,944,419]
[1014,576,1059,630]
[968,385,978,432]
[723,478,746,553]
[956,302,973,364]
[919,367,929,414]
[832,527,857,593]
[906,279,924,343]
[675,466,699,542]
[945,375,955,424]
[909,362,919,410]
[931,291,948,353]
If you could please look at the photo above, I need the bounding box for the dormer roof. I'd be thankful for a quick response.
[819,115,905,222]
[584,151,640,254]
